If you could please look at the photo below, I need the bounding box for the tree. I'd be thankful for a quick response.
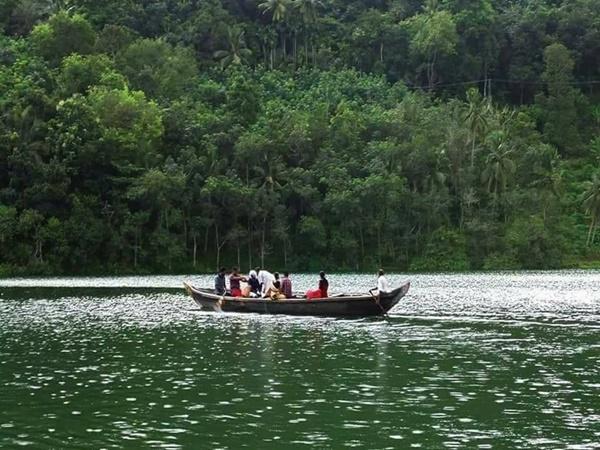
[481,130,515,199]
[294,0,322,65]
[30,12,96,65]
[201,176,251,270]
[57,54,126,96]
[87,87,164,169]
[117,38,198,100]
[214,28,252,68]
[536,43,582,155]
[403,2,458,89]
[259,0,290,66]
[259,0,289,23]
[583,172,600,247]
[464,88,490,167]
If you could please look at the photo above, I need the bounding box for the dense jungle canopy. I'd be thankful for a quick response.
[0,0,599,274]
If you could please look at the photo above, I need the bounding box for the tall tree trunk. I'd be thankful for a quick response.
[261,216,266,267]
[380,41,384,62]
[587,217,596,247]
[519,83,524,105]
[183,211,188,250]
[359,223,365,264]
[428,50,438,90]
[293,32,297,69]
[282,31,286,63]
[247,217,252,270]
[134,228,139,268]
[377,225,382,266]
[215,224,220,271]
[204,225,210,252]
[304,35,308,65]
[193,234,197,268]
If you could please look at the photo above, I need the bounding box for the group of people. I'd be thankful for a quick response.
[214,267,392,300]
[214,267,329,300]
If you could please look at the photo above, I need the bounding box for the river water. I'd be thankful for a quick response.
[0,272,599,449]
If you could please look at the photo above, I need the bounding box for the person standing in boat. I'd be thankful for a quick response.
[214,267,227,295]
[229,267,246,297]
[281,271,293,298]
[306,271,328,299]
[370,269,390,297]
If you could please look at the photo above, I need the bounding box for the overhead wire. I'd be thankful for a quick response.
[405,77,600,90]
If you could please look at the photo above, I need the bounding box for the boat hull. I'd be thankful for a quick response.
[183,282,410,317]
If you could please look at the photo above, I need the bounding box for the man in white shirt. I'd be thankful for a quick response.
[257,268,275,297]
[377,269,390,294]
[369,269,390,298]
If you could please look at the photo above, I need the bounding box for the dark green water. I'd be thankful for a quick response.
[1,273,599,449]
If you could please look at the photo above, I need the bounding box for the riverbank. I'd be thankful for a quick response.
[3,258,600,279]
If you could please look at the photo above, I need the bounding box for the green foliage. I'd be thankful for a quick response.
[505,216,565,269]
[410,228,469,272]
[58,53,125,96]
[87,87,163,166]
[30,12,95,65]
[0,1,598,275]
[117,38,198,100]
[536,43,582,155]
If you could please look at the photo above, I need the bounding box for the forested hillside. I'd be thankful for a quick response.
[0,0,599,274]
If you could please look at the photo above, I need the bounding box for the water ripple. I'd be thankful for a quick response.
[1,273,599,448]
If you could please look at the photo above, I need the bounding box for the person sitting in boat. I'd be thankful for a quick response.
[245,270,261,297]
[257,268,276,297]
[281,271,293,298]
[273,272,281,290]
[306,271,328,299]
[214,267,227,295]
[229,267,246,297]
[369,269,390,297]
[265,272,286,300]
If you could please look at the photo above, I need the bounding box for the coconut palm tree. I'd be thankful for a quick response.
[214,28,252,68]
[259,0,288,22]
[583,172,600,246]
[465,88,490,168]
[259,0,290,65]
[294,0,322,65]
[481,130,515,198]
[295,0,320,22]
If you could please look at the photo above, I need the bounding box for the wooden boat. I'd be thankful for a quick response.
[183,282,410,317]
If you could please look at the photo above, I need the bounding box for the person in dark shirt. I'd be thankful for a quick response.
[318,271,329,298]
[273,272,281,290]
[214,267,227,295]
[306,271,329,299]
[281,271,293,298]
[247,270,261,297]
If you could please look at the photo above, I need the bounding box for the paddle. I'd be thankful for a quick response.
[369,288,390,319]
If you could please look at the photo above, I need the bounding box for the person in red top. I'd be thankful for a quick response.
[281,271,293,298]
[229,267,246,297]
[306,271,328,299]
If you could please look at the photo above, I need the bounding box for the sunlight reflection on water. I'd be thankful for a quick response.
[1,272,599,448]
